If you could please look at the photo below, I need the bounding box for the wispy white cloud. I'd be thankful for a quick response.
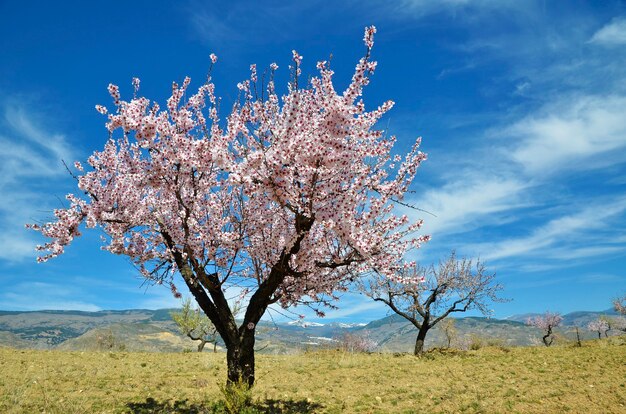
[412,176,528,238]
[506,272,624,290]
[589,17,626,46]
[187,7,242,46]
[0,282,101,311]
[135,287,186,310]
[185,0,336,48]
[468,197,626,263]
[506,95,626,175]
[0,100,75,262]
[398,0,529,19]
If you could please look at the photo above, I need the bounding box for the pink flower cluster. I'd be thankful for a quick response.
[526,312,563,330]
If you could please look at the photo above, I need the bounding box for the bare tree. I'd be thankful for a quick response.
[171,298,219,352]
[603,315,626,335]
[442,318,457,349]
[362,252,506,355]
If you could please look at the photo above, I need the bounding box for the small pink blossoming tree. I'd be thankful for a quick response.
[587,319,609,339]
[526,312,562,347]
[28,27,428,386]
[614,294,626,315]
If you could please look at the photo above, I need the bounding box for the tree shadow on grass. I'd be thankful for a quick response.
[125,396,324,413]
[125,398,204,413]
[258,398,323,413]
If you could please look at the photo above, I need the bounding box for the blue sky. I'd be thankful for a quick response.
[0,0,625,323]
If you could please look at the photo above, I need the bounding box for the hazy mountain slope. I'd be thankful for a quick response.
[355,313,615,352]
[505,309,618,326]
[0,308,621,353]
[0,331,31,348]
[56,322,200,353]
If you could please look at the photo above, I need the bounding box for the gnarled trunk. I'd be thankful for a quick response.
[168,213,314,390]
[542,325,554,347]
[226,332,256,387]
[414,324,429,355]
[197,340,207,352]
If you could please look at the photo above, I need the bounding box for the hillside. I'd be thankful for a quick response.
[0,309,180,347]
[505,309,619,326]
[0,308,621,354]
[55,322,200,353]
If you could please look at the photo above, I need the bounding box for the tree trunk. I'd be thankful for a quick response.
[226,338,255,387]
[542,326,553,347]
[197,340,207,352]
[414,325,429,355]
[213,341,217,353]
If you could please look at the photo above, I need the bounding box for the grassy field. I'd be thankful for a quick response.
[1,338,624,413]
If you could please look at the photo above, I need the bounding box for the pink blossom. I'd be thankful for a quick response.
[107,83,120,104]
[363,25,376,49]
[29,27,428,344]
[291,50,302,66]
[132,77,140,93]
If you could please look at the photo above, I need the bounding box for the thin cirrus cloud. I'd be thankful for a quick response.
[589,17,626,46]
[0,282,102,312]
[411,176,528,239]
[506,95,626,175]
[0,101,75,262]
[410,91,626,265]
[468,197,626,264]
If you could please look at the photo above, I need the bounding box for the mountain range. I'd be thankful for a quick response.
[0,308,621,354]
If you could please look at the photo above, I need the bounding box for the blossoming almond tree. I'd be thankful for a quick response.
[526,312,562,347]
[361,252,506,354]
[587,319,609,339]
[28,27,428,386]
[614,294,626,315]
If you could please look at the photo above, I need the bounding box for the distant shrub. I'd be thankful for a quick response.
[469,334,483,350]
[334,332,377,353]
[484,337,507,348]
[455,335,472,351]
[462,335,508,351]
[95,329,125,351]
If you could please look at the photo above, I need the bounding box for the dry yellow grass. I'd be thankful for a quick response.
[0,338,624,413]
